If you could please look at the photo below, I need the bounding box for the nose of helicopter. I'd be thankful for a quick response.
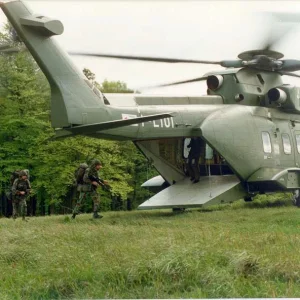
[200,105,271,180]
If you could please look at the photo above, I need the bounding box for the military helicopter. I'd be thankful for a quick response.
[2,0,300,210]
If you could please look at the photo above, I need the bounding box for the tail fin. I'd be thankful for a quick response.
[0,0,109,128]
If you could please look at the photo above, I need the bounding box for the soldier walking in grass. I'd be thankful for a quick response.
[72,159,109,219]
[12,170,31,221]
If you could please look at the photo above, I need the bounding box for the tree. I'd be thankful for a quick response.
[82,68,135,93]
[99,79,134,93]
[0,29,155,216]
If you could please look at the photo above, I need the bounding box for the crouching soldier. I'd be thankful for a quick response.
[12,170,31,221]
[72,159,109,219]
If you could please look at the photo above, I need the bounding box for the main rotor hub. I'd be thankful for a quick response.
[238,50,284,60]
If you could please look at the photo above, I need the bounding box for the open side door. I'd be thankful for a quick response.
[138,175,246,209]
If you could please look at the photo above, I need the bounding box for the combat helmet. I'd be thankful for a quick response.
[19,170,28,177]
[91,159,102,166]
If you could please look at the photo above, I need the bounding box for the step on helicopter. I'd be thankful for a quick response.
[2,0,300,210]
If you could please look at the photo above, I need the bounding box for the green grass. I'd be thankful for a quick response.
[1,194,300,299]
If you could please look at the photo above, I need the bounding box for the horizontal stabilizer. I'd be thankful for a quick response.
[64,113,175,135]
[138,175,246,209]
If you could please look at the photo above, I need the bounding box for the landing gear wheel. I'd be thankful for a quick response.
[172,207,186,213]
[292,190,300,207]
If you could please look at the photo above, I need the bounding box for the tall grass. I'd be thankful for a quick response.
[1,194,300,299]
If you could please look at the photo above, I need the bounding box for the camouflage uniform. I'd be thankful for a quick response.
[72,160,104,219]
[12,170,31,220]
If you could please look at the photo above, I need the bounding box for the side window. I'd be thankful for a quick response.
[262,132,272,153]
[296,134,300,154]
[282,133,292,154]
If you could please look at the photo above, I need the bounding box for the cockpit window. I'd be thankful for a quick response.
[84,79,93,89]
[84,79,110,104]
[93,86,102,98]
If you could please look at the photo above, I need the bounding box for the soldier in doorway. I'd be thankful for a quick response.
[187,137,203,183]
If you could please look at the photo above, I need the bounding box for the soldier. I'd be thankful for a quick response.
[12,170,31,221]
[187,137,203,183]
[72,159,108,219]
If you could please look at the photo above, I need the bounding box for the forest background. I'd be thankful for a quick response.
[0,25,157,216]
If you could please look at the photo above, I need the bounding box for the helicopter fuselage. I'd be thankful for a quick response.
[3,0,300,209]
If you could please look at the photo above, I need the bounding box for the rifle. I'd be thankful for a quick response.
[16,189,31,195]
[89,175,111,191]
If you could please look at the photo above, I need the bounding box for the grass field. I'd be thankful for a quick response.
[1,194,300,299]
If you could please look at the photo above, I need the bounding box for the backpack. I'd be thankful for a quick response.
[10,170,21,187]
[74,163,88,185]
[83,168,91,184]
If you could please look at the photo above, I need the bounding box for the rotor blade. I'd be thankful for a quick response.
[279,71,300,78]
[260,12,299,51]
[69,51,221,65]
[142,76,208,90]
[280,60,300,72]
[220,60,243,68]
[263,28,292,51]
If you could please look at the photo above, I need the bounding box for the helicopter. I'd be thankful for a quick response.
[2,0,300,210]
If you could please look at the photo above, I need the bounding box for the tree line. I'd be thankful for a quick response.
[0,26,156,216]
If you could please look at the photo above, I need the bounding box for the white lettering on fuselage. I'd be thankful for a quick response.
[139,114,175,129]
[153,120,160,128]
[164,118,171,128]
[121,113,176,129]
[152,117,174,128]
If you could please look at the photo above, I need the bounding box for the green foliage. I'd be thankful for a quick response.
[0,36,51,188]
[33,137,135,202]
[83,68,135,93]
[99,79,134,93]
[0,27,151,212]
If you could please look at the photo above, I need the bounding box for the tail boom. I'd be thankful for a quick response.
[0,0,110,127]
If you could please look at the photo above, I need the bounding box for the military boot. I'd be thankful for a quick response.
[93,212,103,219]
